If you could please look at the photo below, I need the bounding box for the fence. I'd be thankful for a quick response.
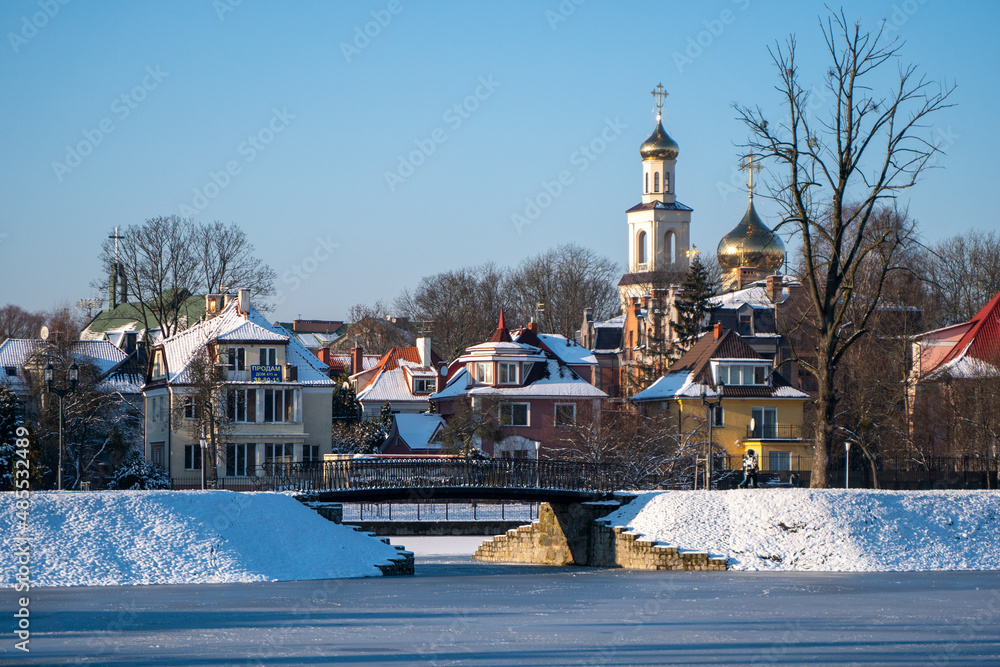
[341,501,540,523]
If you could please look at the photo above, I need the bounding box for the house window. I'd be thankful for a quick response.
[498,362,518,385]
[769,451,791,471]
[302,444,320,464]
[413,377,436,394]
[226,443,256,476]
[151,351,164,378]
[476,363,493,384]
[4,366,16,377]
[227,388,256,423]
[150,442,165,468]
[259,347,277,366]
[718,364,769,386]
[264,442,294,467]
[739,314,753,335]
[184,444,201,470]
[711,404,724,427]
[150,397,156,422]
[751,407,777,439]
[183,397,197,420]
[227,347,246,371]
[499,403,529,427]
[263,388,295,423]
[554,403,576,426]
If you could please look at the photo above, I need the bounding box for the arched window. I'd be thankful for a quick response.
[664,171,670,193]
[665,231,675,264]
[644,172,648,194]
[653,172,660,193]
[638,231,647,265]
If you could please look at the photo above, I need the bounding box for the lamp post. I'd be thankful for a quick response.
[700,382,723,490]
[45,361,79,491]
[199,422,208,491]
[845,441,851,489]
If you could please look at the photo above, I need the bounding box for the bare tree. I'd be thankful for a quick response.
[394,263,510,362]
[736,11,954,487]
[195,221,277,309]
[330,301,414,357]
[507,244,621,340]
[173,349,233,487]
[0,305,46,342]
[922,230,1000,329]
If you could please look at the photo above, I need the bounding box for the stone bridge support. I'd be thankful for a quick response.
[474,501,727,571]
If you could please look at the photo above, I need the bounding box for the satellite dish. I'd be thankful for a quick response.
[749,417,756,432]
[40,325,49,340]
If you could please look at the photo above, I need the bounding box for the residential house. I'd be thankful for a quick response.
[142,291,334,483]
[630,324,810,473]
[430,314,607,459]
[350,338,446,418]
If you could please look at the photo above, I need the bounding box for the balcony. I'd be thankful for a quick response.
[744,424,804,441]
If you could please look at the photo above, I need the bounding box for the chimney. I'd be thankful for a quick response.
[584,307,593,323]
[526,321,537,333]
[351,345,364,374]
[237,289,250,315]
[417,336,432,367]
[205,294,224,318]
[714,322,723,340]
[766,275,783,304]
[738,266,759,290]
[317,347,330,367]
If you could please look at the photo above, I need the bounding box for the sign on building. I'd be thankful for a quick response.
[250,365,282,382]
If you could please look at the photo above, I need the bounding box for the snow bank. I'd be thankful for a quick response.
[2,490,402,586]
[605,489,1000,571]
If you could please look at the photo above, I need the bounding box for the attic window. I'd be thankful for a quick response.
[4,366,16,377]
[413,378,436,394]
[717,363,768,386]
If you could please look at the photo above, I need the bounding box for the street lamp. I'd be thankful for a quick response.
[199,422,208,491]
[46,361,79,491]
[845,440,852,489]
[700,381,723,490]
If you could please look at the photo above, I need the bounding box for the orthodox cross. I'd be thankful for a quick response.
[739,153,763,196]
[651,83,668,118]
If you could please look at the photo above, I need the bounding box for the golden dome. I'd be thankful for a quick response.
[717,196,786,274]
[640,118,679,160]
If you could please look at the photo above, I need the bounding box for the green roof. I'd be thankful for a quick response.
[84,292,207,335]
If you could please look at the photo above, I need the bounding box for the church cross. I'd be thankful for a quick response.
[739,153,763,196]
[651,83,668,117]
[109,227,124,266]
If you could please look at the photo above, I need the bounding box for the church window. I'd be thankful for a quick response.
[644,172,649,193]
[637,231,647,264]
[654,171,660,192]
[665,231,675,264]
[664,171,670,193]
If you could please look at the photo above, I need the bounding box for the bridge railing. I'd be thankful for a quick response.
[250,458,620,494]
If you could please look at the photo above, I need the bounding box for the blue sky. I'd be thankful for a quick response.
[1,0,995,323]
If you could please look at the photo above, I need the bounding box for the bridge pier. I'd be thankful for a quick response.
[474,500,728,571]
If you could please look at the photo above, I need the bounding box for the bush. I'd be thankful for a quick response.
[106,451,171,490]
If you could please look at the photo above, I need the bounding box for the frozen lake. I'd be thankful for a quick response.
[6,538,999,666]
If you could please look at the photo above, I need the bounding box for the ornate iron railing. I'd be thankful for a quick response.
[247,458,621,495]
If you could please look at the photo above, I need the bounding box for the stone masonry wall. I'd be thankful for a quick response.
[473,501,727,571]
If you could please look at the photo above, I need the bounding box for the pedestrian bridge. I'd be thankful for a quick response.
[251,458,622,503]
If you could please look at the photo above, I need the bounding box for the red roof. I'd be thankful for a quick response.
[937,289,1000,368]
[487,310,513,343]
[370,346,443,375]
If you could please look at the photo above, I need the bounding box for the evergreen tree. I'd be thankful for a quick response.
[331,371,361,423]
[672,257,719,354]
[106,450,171,490]
[0,385,21,490]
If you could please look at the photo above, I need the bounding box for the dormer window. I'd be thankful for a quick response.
[717,363,768,386]
[413,377,436,394]
[498,362,518,385]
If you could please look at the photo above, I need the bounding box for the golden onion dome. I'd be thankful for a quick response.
[640,118,679,160]
[717,196,786,274]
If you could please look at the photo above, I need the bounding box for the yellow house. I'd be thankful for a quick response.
[631,325,811,472]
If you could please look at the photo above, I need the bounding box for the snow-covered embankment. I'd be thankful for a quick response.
[604,489,1000,571]
[2,490,405,586]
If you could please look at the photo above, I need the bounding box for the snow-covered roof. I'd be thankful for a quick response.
[391,414,445,450]
[0,338,131,394]
[431,359,606,400]
[356,367,431,404]
[925,353,1000,380]
[533,334,597,366]
[155,299,333,387]
[630,371,699,402]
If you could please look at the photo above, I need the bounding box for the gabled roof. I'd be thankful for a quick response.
[81,292,206,339]
[386,414,446,452]
[353,346,444,404]
[935,289,1000,371]
[630,328,806,403]
[153,298,333,386]
[0,338,135,394]
[431,357,606,401]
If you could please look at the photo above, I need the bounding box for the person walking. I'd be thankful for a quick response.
[738,450,759,489]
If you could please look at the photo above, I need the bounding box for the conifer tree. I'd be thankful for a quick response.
[672,257,719,355]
